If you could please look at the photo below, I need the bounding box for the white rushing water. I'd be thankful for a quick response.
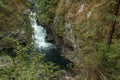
[30,12,53,49]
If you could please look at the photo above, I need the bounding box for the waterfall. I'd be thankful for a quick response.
[29,12,72,69]
[30,12,53,50]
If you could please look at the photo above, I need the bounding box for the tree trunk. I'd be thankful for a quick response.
[107,0,120,46]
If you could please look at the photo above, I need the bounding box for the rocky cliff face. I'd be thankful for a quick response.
[37,0,81,54]
[36,0,76,53]
[38,0,112,54]
[37,19,75,53]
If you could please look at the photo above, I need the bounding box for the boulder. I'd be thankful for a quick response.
[46,33,54,43]
[62,38,74,53]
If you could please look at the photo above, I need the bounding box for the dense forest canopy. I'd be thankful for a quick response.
[0,0,120,80]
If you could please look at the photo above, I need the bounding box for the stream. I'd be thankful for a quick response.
[30,12,54,50]
[30,12,72,69]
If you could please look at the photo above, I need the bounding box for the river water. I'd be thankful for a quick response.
[30,12,54,50]
[29,12,72,69]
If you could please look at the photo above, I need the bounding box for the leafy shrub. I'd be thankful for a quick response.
[97,43,120,80]
[0,46,64,80]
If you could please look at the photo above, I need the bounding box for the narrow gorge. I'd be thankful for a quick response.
[0,0,120,80]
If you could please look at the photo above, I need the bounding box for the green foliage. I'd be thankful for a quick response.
[61,0,120,79]
[0,0,32,50]
[35,0,59,24]
[96,43,120,80]
[54,17,65,36]
[0,0,120,80]
[0,37,19,56]
[0,45,64,80]
[54,0,66,37]
[0,37,18,48]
